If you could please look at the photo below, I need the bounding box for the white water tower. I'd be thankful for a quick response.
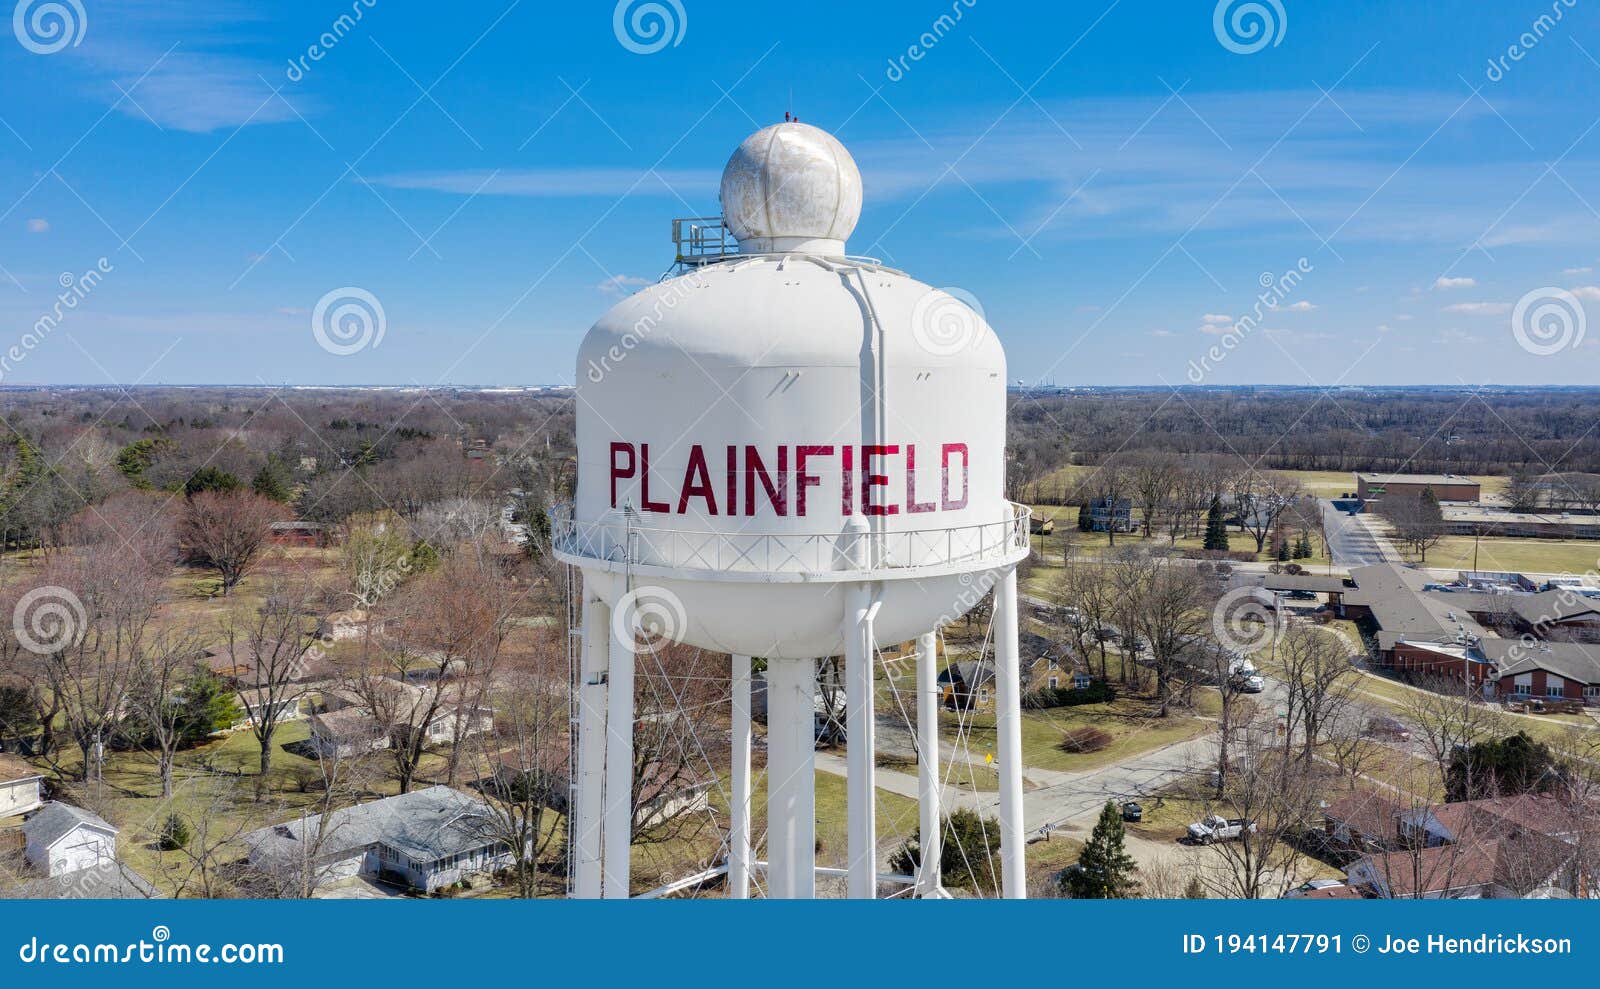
[553,121,1030,899]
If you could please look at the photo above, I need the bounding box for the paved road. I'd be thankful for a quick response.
[1319,498,1397,567]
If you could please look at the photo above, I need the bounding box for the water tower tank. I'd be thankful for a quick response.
[562,121,1024,660]
[554,121,1030,902]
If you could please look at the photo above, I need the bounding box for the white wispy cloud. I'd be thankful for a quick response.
[1282,300,1316,311]
[373,169,719,198]
[1563,266,1592,275]
[62,2,306,132]
[1432,276,1476,289]
[1442,302,1511,315]
[596,274,652,295]
[1569,286,1600,301]
[26,219,48,233]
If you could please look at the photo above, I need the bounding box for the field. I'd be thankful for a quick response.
[940,692,1219,777]
[1404,535,1600,575]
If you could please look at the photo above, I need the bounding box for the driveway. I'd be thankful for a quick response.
[1320,499,1397,566]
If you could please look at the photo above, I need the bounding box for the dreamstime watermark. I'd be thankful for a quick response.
[584,271,707,382]
[12,585,87,653]
[1485,0,1578,82]
[612,0,686,55]
[1,257,113,383]
[613,585,688,650]
[1212,0,1286,55]
[12,0,86,54]
[285,0,379,82]
[910,285,989,357]
[1185,257,1313,383]
[312,286,386,356]
[883,0,978,82]
[17,927,284,966]
[1511,287,1585,356]
[1211,586,1286,655]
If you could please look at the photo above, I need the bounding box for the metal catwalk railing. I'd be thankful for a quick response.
[549,502,1031,577]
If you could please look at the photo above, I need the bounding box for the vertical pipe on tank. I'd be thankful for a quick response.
[993,568,1026,899]
[729,653,753,899]
[765,655,816,898]
[602,596,636,899]
[914,630,942,898]
[844,582,877,898]
[572,590,610,899]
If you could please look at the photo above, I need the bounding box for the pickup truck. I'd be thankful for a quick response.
[1186,815,1256,844]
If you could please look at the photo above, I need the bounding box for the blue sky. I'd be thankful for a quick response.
[2,0,1599,387]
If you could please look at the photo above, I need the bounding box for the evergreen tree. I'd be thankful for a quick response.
[1419,486,1444,524]
[1275,539,1291,562]
[1077,502,1093,532]
[1182,875,1206,899]
[1294,531,1313,559]
[1447,731,1566,801]
[184,466,240,495]
[889,808,1004,894]
[251,456,293,502]
[1203,498,1229,551]
[175,666,244,744]
[1066,801,1140,898]
[160,813,191,851]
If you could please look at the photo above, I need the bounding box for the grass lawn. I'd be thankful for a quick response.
[1026,513,1267,565]
[44,714,466,897]
[1403,535,1600,575]
[941,692,1218,776]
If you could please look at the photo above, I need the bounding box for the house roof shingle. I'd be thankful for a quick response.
[242,785,498,869]
[22,802,117,850]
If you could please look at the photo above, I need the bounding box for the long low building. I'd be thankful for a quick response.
[1342,563,1600,702]
[1355,472,1482,505]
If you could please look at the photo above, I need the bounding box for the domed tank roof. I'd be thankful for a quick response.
[719,122,862,257]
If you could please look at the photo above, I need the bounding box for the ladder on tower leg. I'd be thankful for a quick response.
[564,562,581,895]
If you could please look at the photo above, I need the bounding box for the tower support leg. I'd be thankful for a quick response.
[914,630,942,897]
[602,597,636,899]
[844,583,877,898]
[994,568,1027,899]
[572,592,610,899]
[729,653,753,899]
[765,656,816,899]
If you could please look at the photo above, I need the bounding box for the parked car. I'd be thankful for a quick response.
[1284,879,1353,899]
[1121,801,1143,823]
[1230,671,1266,693]
[1186,815,1256,844]
[1285,590,1318,601]
[1364,716,1412,742]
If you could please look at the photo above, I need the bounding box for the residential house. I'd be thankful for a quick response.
[23,803,117,877]
[1087,497,1134,533]
[311,680,493,759]
[2,862,161,899]
[309,707,392,759]
[939,660,995,711]
[232,688,306,730]
[1337,792,1592,899]
[0,754,44,819]
[1346,832,1579,899]
[242,785,522,893]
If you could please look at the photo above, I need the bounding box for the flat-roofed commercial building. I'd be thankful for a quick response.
[1355,472,1481,507]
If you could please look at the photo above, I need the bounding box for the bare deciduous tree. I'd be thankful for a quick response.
[181,490,279,595]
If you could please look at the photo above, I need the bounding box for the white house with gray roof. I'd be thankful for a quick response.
[242,785,519,893]
[0,754,43,819]
[23,803,118,877]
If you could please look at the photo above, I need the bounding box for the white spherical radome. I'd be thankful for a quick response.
[719,122,862,256]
